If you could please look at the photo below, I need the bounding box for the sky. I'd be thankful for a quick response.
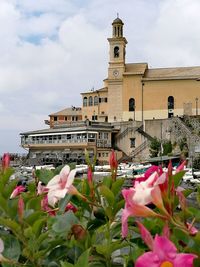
[1,0,200,155]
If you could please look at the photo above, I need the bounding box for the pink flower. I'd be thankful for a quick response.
[176,160,186,173]
[122,187,164,238]
[122,172,168,237]
[176,187,186,211]
[137,221,154,250]
[41,195,56,216]
[10,185,25,199]
[109,149,118,170]
[65,203,78,213]
[186,222,198,236]
[87,167,93,184]
[129,171,166,207]
[135,234,197,267]
[46,165,76,207]
[144,165,163,179]
[2,153,10,170]
[37,181,48,195]
[133,165,163,186]
[18,195,24,220]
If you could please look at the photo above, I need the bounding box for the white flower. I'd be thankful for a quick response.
[46,165,76,207]
[0,238,5,261]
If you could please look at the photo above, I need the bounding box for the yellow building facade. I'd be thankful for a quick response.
[81,17,200,124]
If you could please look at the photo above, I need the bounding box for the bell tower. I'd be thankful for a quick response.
[107,16,127,122]
[107,16,127,80]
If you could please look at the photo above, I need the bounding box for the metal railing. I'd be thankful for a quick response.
[130,140,149,158]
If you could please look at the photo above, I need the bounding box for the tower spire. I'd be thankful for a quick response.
[112,16,124,38]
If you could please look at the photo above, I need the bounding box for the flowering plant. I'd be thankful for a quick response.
[0,152,199,266]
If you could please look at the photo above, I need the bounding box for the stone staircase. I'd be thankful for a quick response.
[130,140,150,158]
[116,126,136,140]
[170,116,200,164]
[136,125,154,142]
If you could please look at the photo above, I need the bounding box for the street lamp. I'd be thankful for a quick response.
[142,82,144,128]
[93,110,96,121]
[195,97,198,116]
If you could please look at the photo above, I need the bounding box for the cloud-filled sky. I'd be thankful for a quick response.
[1,0,200,155]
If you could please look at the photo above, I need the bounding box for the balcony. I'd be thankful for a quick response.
[96,139,111,148]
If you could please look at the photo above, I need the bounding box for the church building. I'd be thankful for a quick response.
[81,17,200,124]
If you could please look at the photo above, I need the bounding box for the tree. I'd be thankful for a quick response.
[149,137,161,158]
[163,140,172,156]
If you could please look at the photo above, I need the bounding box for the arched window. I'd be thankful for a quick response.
[168,96,174,109]
[94,96,98,106]
[89,96,93,106]
[129,98,135,111]
[83,97,87,107]
[114,46,119,58]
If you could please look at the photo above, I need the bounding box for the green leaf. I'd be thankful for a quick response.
[99,185,115,206]
[0,168,14,192]
[108,240,128,254]
[3,179,18,199]
[75,249,90,267]
[58,194,71,213]
[173,171,185,188]
[47,245,68,261]
[89,262,106,267]
[95,244,108,256]
[105,206,113,220]
[60,262,74,267]
[32,218,46,237]
[37,231,49,246]
[111,178,124,196]
[25,211,45,225]
[87,218,106,231]
[0,194,8,214]
[114,199,125,215]
[0,217,21,235]
[27,182,37,193]
[24,227,33,239]
[187,207,200,221]
[52,211,78,234]
[35,169,55,185]
[102,176,112,188]
[26,196,43,211]
[7,198,18,219]
[2,234,21,261]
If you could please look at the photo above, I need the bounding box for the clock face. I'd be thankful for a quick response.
[113,69,119,77]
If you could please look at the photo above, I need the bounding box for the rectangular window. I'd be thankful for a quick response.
[104,133,108,139]
[54,116,57,121]
[130,138,135,148]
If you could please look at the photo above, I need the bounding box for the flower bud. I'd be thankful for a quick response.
[18,195,24,220]
[2,153,10,170]
[71,224,87,240]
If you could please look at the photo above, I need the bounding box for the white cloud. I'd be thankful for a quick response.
[144,0,200,67]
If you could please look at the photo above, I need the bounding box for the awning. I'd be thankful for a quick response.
[146,155,180,163]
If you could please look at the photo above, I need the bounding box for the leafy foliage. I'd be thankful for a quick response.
[149,137,160,157]
[0,159,199,267]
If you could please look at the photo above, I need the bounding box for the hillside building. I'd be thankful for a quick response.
[20,17,200,165]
